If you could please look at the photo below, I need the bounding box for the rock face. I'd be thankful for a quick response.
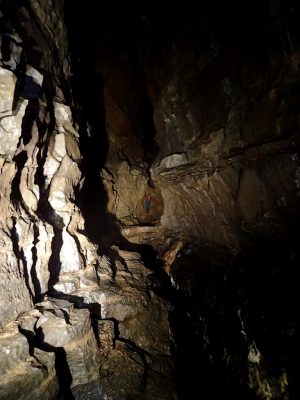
[1,1,300,399]
[97,3,300,251]
[0,2,175,399]
[83,2,300,398]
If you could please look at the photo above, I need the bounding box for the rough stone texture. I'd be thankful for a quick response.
[95,3,300,255]
[0,5,175,396]
[1,1,300,399]
[101,162,163,227]
[0,320,58,400]
[74,248,152,322]
[118,293,171,356]
[99,341,145,399]
[1,3,101,398]
[0,217,34,326]
[88,3,300,399]
[0,299,103,399]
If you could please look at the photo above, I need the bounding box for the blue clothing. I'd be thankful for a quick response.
[143,194,152,214]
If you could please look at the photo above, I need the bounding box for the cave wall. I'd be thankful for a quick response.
[84,4,300,397]
[0,1,300,399]
[0,2,100,396]
[94,2,300,253]
[150,3,300,248]
[0,1,175,399]
[0,0,86,325]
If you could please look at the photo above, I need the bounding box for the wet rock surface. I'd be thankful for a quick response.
[170,239,299,399]
[1,0,300,399]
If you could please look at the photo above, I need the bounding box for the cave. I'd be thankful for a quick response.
[0,1,300,399]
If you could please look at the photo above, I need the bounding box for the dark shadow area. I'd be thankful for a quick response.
[54,347,75,400]
[90,313,101,348]
[169,233,300,399]
[47,226,63,290]
[64,0,109,244]
[46,290,102,317]
[170,301,255,400]
[71,70,109,245]
[19,325,74,400]
[136,243,174,301]
[10,150,27,205]
[0,18,12,62]
[137,90,159,169]
[35,191,66,293]
[10,217,34,301]
[31,223,42,301]
[64,1,161,247]
[0,14,21,72]
[20,98,40,145]
[232,232,300,400]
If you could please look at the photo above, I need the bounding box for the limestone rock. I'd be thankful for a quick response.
[0,321,58,400]
[99,341,144,399]
[119,294,172,356]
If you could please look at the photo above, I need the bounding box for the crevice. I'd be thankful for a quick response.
[31,222,42,302]
[235,166,243,203]
[132,221,157,228]
[99,317,119,349]
[131,243,174,301]
[67,229,87,269]
[10,217,34,301]
[18,324,35,356]
[47,225,63,291]
[45,290,102,316]
[90,314,101,348]
[19,324,75,400]
[11,150,27,207]
[54,346,75,400]
[70,69,108,245]
[140,98,158,164]
[105,247,133,281]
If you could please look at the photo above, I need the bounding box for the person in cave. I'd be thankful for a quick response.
[143,192,152,214]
